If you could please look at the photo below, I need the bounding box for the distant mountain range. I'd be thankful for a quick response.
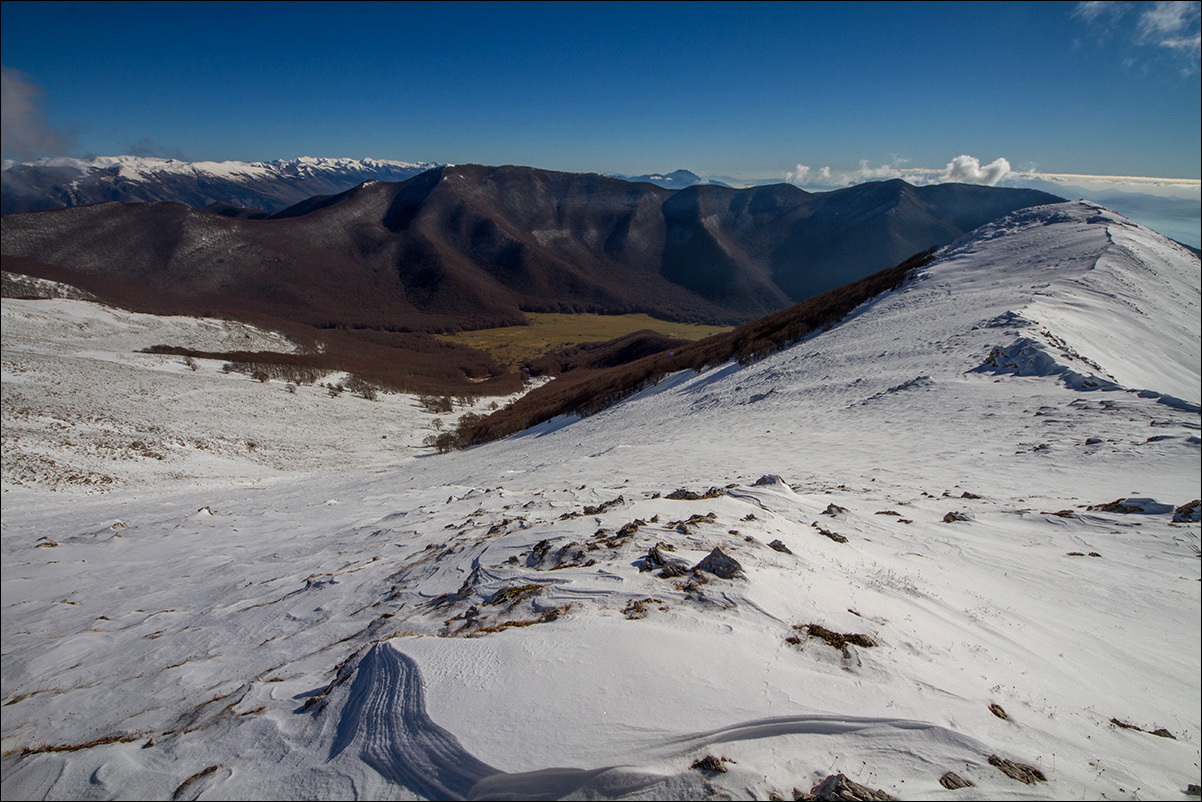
[0,156,440,215]
[0,156,739,214]
[1,164,1062,333]
[608,169,731,190]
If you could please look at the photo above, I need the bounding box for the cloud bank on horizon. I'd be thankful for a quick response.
[783,153,1201,197]
[785,155,1015,189]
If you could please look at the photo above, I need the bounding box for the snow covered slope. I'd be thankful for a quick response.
[1,156,439,213]
[1,202,1198,800]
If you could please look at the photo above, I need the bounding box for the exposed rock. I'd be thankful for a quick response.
[960,491,982,499]
[658,563,690,578]
[821,503,848,515]
[988,754,1046,784]
[665,487,725,500]
[989,703,1008,720]
[1088,497,1173,514]
[812,523,848,543]
[807,773,896,800]
[754,474,786,486]
[768,539,793,554]
[939,771,973,789]
[1174,499,1201,522]
[1185,783,1200,796]
[582,495,625,515]
[1151,728,1176,739]
[643,542,689,574]
[671,512,719,534]
[616,519,644,536]
[692,547,743,579]
[943,511,969,523]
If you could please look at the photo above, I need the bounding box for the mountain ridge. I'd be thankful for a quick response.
[1,164,1063,333]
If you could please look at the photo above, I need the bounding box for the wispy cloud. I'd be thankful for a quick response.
[1,66,68,159]
[1073,0,1201,74]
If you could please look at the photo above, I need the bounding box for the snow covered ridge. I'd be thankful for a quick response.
[1,156,441,213]
[931,201,1201,409]
[1,200,1199,800]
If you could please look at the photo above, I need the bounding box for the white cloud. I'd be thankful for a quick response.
[1,66,68,159]
[940,155,1012,186]
[784,164,832,185]
[784,158,911,187]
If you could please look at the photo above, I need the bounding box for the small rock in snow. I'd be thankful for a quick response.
[692,547,743,579]
[806,773,896,800]
[939,771,974,789]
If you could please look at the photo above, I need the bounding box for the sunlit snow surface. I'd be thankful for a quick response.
[2,202,1199,800]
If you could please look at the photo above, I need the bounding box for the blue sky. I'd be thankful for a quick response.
[2,1,1199,187]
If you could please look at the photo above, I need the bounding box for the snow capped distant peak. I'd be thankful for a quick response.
[2,155,439,176]
[2,155,442,214]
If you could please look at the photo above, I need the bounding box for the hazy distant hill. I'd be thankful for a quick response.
[610,169,731,190]
[1,164,1062,332]
[0,156,439,215]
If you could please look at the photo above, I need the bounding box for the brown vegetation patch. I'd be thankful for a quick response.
[138,317,521,398]
[795,624,876,658]
[489,584,544,609]
[8,731,146,757]
[172,765,223,801]
[690,754,733,773]
[623,598,666,620]
[467,609,563,637]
